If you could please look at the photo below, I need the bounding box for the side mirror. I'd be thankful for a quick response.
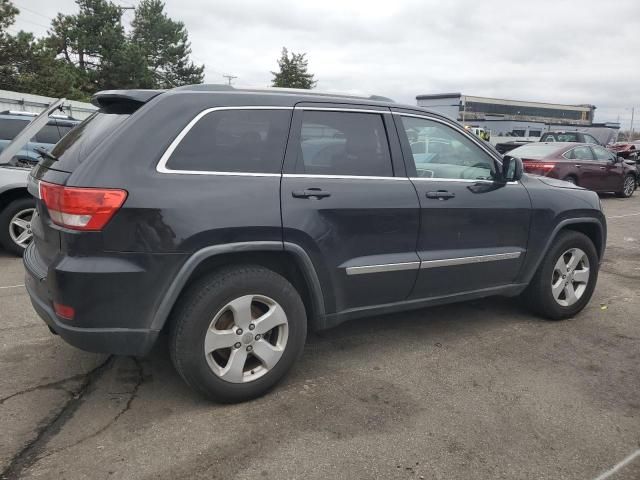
[500,155,524,182]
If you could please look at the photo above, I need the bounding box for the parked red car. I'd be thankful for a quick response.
[509,142,637,198]
[608,140,640,160]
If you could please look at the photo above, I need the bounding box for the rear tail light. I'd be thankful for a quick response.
[522,160,556,174]
[39,181,127,231]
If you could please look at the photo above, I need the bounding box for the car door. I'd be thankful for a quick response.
[281,104,421,314]
[565,145,596,188]
[591,145,624,191]
[393,110,531,299]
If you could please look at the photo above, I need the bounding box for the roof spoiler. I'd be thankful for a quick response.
[91,89,165,108]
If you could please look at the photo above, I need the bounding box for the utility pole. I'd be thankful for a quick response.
[630,107,635,140]
[222,74,237,86]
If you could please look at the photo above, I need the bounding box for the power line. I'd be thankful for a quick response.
[13,2,54,21]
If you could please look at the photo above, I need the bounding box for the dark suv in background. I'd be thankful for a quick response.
[24,86,606,402]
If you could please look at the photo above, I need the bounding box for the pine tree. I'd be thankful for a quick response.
[271,47,317,89]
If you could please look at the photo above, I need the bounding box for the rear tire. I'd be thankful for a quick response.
[562,175,577,185]
[615,174,635,198]
[522,231,598,320]
[169,265,307,403]
[0,197,35,256]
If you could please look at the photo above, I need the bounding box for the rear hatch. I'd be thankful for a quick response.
[30,91,162,264]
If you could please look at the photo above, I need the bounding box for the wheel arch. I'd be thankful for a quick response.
[151,242,326,333]
[523,217,605,284]
[0,186,32,212]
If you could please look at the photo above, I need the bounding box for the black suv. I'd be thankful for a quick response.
[24,85,606,402]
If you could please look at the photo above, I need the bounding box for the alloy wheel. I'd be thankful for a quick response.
[9,208,35,249]
[623,176,635,197]
[204,294,289,383]
[551,248,590,307]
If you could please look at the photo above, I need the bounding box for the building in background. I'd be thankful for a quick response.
[0,89,96,120]
[416,93,619,145]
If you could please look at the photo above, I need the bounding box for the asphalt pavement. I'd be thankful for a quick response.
[1,195,639,480]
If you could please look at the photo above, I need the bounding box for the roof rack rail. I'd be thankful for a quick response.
[171,84,395,103]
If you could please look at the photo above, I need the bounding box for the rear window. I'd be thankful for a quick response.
[542,132,579,142]
[50,106,132,171]
[33,124,62,144]
[166,109,291,173]
[509,144,563,159]
[0,118,30,141]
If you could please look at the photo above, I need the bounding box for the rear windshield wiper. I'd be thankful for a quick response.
[34,146,58,161]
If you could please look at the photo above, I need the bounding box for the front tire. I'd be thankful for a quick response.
[615,174,636,198]
[0,198,36,256]
[522,231,599,320]
[169,265,307,402]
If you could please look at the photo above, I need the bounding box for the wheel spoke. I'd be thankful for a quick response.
[227,295,254,329]
[254,303,287,335]
[204,329,237,353]
[554,256,568,275]
[219,348,248,382]
[566,250,583,272]
[252,339,284,370]
[15,230,32,244]
[552,279,565,300]
[572,268,589,284]
[564,283,578,305]
[11,218,29,229]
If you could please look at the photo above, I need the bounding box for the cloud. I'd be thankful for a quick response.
[12,0,640,123]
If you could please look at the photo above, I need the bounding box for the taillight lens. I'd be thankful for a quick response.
[53,302,75,321]
[39,181,127,231]
[522,160,556,174]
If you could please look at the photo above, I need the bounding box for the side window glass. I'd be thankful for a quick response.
[585,135,598,144]
[592,146,612,161]
[399,116,495,180]
[571,146,594,161]
[166,109,291,173]
[297,111,393,177]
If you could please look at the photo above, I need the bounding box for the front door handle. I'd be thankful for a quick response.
[426,190,455,200]
[292,188,331,199]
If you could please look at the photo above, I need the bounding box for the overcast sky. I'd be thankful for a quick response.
[10,0,640,125]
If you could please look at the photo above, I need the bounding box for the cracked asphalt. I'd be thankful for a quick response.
[1,195,639,480]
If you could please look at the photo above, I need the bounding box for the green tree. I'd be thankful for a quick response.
[271,47,317,89]
[48,0,140,95]
[131,0,204,88]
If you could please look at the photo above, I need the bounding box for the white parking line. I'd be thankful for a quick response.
[0,284,24,290]
[592,449,640,480]
[607,212,640,219]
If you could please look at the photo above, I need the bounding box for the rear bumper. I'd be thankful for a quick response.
[23,244,184,356]
[25,276,158,356]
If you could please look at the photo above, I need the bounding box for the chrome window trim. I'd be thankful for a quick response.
[346,261,420,276]
[294,106,390,114]
[283,173,408,181]
[420,252,522,269]
[156,106,294,175]
[410,177,519,185]
[345,252,523,275]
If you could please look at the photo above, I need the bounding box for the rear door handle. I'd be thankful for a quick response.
[575,164,582,168]
[292,188,331,199]
[426,190,455,200]
[599,166,606,170]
